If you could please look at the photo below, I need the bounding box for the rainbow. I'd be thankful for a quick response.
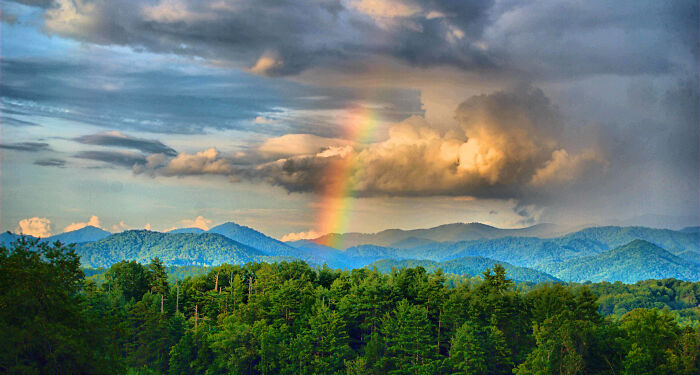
[315,106,378,248]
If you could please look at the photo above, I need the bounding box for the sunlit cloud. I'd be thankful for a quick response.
[179,215,213,230]
[258,134,352,157]
[15,217,52,237]
[63,215,101,232]
[127,86,608,201]
[281,230,323,242]
[250,51,285,76]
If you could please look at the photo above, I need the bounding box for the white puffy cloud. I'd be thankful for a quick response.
[63,215,102,232]
[180,215,212,230]
[16,217,52,237]
[281,230,323,242]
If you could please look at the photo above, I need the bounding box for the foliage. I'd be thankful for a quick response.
[1,238,698,374]
[541,240,700,283]
[74,230,266,268]
[370,256,560,283]
[0,238,121,374]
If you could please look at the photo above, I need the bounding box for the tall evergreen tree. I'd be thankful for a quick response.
[381,300,436,374]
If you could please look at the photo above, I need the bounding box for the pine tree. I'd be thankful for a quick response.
[148,257,169,296]
[381,300,436,374]
[307,302,352,374]
[450,319,512,375]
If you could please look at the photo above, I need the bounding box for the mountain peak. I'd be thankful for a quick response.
[207,221,322,263]
[47,225,111,244]
[70,225,107,233]
[210,221,246,229]
[612,239,668,255]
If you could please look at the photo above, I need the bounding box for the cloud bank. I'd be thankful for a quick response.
[75,132,177,156]
[0,142,52,152]
[124,86,607,201]
[16,0,696,80]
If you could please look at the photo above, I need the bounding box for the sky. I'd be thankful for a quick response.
[1,0,698,239]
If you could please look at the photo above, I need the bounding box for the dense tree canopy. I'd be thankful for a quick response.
[0,239,698,374]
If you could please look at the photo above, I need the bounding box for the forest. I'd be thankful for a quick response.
[1,238,698,374]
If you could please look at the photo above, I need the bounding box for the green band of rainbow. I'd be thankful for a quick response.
[315,107,377,248]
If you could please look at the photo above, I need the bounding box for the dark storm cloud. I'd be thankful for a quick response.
[0,142,51,152]
[34,158,66,167]
[74,150,147,168]
[74,132,177,156]
[483,0,698,78]
[14,0,696,79]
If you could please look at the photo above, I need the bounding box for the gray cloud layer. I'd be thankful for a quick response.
[34,158,66,167]
[74,132,177,156]
[11,0,697,79]
[74,150,147,168]
[0,57,422,136]
[2,116,40,127]
[0,142,52,152]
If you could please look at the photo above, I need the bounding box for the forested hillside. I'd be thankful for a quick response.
[74,230,267,267]
[368,257,560,283]
[540,240,700,283]
[207,222,323,263]
[289,225,700,275]
[2,239,698,374]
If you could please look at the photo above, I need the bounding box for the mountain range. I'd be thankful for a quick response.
[0,225,111,247]
[2,221,699,284]
[309,222,567,249]
[539,240,700,283]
